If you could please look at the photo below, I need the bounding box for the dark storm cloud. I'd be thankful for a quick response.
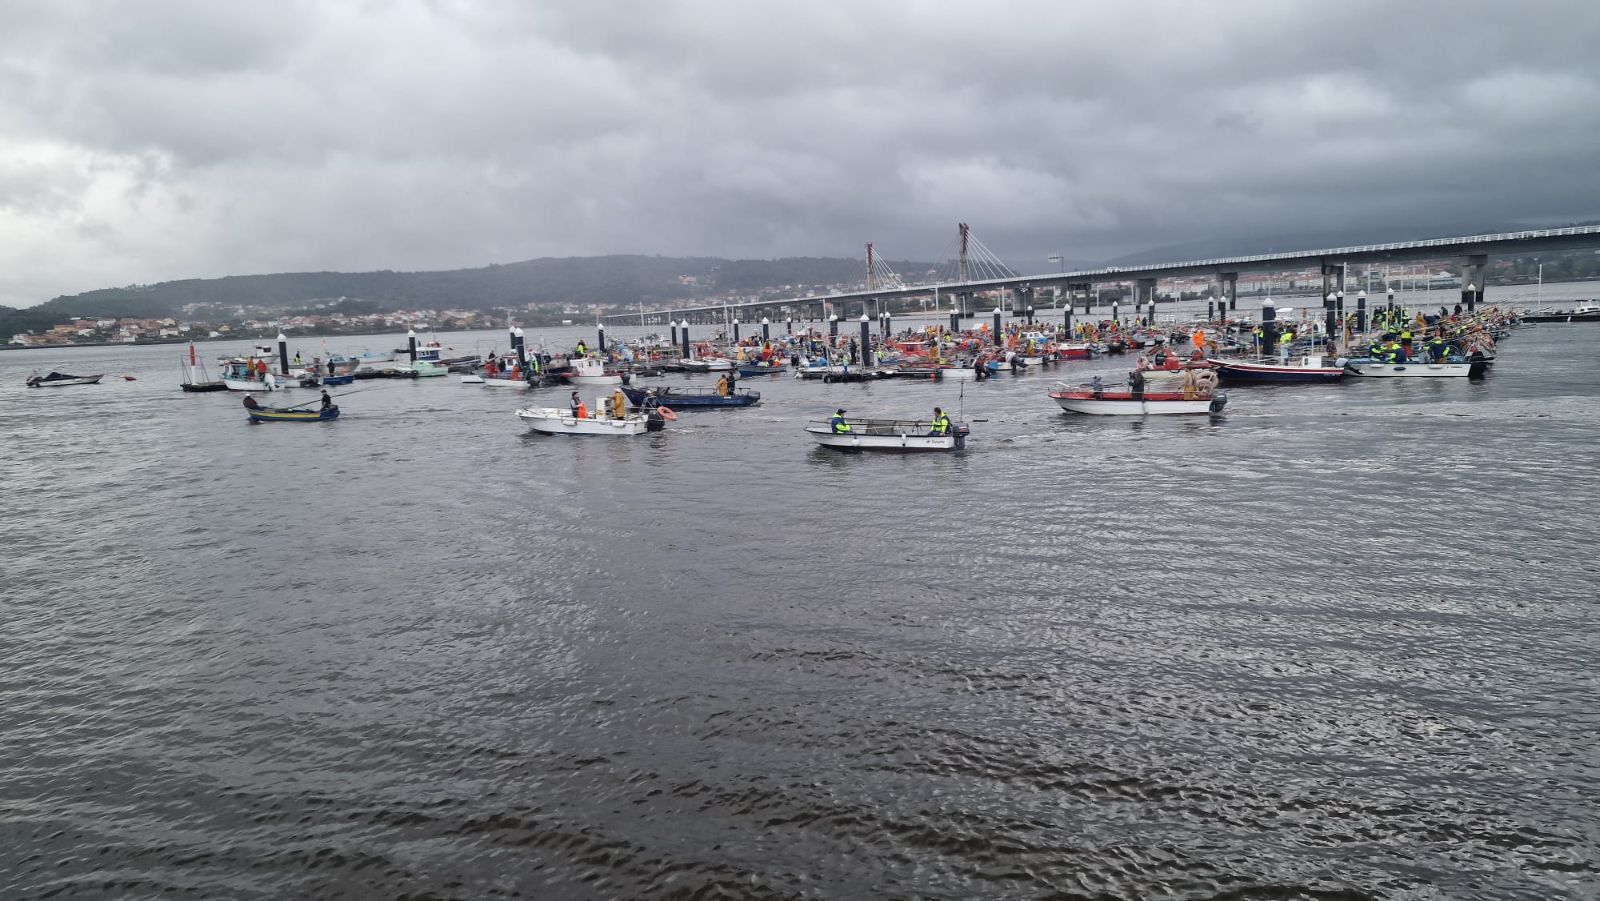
[1,0,1598,305]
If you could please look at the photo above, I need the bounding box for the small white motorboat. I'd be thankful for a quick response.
[516,407,655,436]
[679,356,734,372]
[26,371,105,387]
[805,417,969,451]
[460,375,486,384]
[219,360,277,392]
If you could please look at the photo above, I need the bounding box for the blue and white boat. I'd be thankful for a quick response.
[622,386,760,408]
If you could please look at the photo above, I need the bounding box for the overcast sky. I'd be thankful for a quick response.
[3,0,1598,307]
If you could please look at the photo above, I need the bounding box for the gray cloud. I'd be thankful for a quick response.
[2,0,1598,305]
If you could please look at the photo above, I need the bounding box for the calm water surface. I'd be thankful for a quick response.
[2,295,1598,899]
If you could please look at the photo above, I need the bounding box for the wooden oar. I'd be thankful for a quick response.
[279,385,382,411]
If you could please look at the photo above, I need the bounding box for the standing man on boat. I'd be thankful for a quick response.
[929,407,951,437]
[830,408,852,434]
[1129,368,1146,402]
[609,387,627,420]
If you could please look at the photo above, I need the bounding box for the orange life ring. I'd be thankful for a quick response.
[658,406,677,421]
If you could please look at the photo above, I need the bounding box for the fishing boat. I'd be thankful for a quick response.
[26,371,105,387]
[515,407,655,436]
[678,356,735,373]
[1213,354,1345,383]
[1049,384,1227,415]
[1054,342,1100,360]
[564,356,626,387]
[805,417,970,452]
[246,403,340,423]
[621,386,760,408]
[736,359,787,376]
[1342,360,1476,378]
[220,359,278,391]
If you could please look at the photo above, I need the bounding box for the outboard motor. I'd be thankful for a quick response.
[953,425,970,451]
[1208,393,1229,414]
[1468,350,1489,380]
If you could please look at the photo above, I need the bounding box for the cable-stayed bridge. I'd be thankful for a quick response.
[604,223,1600,325]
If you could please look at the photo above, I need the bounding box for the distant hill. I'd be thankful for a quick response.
[2,254,939,336]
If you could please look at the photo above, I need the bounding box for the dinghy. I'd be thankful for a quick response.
[805,416,970,452]
[246,404,340,423]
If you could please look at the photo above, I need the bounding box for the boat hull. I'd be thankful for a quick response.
[621,387,759,408]
[736,363,787,376]
[516,407,650,436]
[1343,362,1474,378]
[224,375,277,392]
[806,428,966,451]
[804,417,968,452]
[1214,360,1345,383]
[247,406,340,423]
[1050,390,1226,415]
[26,373,104,387]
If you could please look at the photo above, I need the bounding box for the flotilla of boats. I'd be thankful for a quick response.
[17,305,1534,445]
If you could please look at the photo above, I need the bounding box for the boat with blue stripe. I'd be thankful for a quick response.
[621,386,761,409]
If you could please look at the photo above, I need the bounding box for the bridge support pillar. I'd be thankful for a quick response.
[1221,272,1238,312]
[1137,278,1158,325]
[1459,255,1487,312]
[1261,299,1279,356]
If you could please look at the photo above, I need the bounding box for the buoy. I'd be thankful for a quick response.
[122,375,137,381]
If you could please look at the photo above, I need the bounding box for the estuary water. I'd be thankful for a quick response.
[2,288,1598,899]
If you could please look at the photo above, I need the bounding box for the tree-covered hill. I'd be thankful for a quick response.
[3,254,938,336]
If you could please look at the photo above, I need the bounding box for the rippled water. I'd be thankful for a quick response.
[3,313,1598,899]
